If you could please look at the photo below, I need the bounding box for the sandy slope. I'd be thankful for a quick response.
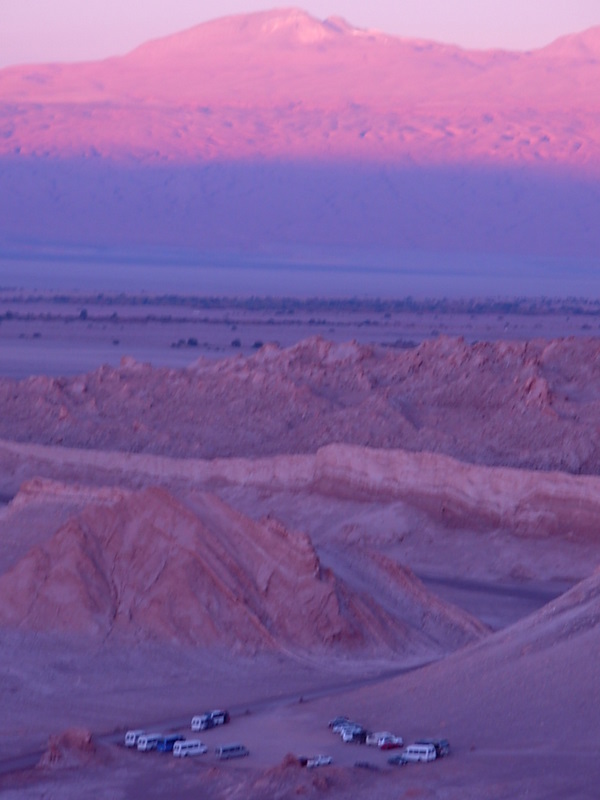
[311,568,600,793]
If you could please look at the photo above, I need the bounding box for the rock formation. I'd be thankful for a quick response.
[0,485,485,654]
[1,336,600,473]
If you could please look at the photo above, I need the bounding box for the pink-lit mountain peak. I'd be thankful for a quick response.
[128,7,361,59]
[0,7,597,172]
[0,9,599,258]
[3,8,598,110]
[540,24,600,59]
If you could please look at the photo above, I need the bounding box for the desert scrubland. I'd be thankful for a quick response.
[1,8,600,799]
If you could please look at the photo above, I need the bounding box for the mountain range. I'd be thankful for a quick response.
[0,8,598,273]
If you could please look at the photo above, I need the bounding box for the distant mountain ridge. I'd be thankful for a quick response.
[0,8,598,262]
[0,8,597,162]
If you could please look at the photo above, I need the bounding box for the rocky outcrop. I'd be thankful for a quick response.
[0,486,485,654]
[3,437,600,542]
[37,728,101,770]
[2,336,600,473]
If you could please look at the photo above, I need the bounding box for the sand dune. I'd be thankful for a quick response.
[346,566,600,752]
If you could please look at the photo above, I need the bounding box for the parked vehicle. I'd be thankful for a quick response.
[306,755,333,768]
[379,735,404,750]
[366,731,389,747]
[328,716,350,730]
[341,726,367,744]
[208,710,230,726]
[388,754,408,766]
[173,740,207,758]
[137,733,163,752]
[156,734,186,753]
[366,731,403,749]
[415,738,450,758]
[215,743,249,760]
[124,730,145,747]
[402,743,437,763]
[354,760,379,770]
[191,710,230,731]
[331,718,358,734]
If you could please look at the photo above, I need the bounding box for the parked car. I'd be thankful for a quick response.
[328,716,350,730]
[415,738,450,758]
[366,731,390,747]
[388,754,408,766]
[341,726,367,744]
[306,755,333,768]
[379,735,404,751]
[366,732,403,749]
[331,719,359,734]
[191,710,230,731]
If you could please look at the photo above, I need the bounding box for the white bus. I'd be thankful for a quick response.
[173,740,208,758]
[215,743,249,760]
[124,729,145,747]
[402,743,437,763]
[137,733,163,752]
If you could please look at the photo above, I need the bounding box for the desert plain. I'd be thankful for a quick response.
[0,292,600,799]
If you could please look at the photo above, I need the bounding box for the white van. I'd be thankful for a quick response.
[137,733,163,752]
[173,740,208,758]
[125,729,145,747]
[402,743,437,763]
[215,743,249,760]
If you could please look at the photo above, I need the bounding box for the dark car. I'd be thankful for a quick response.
[388,754,408,766]
[209,710,230,726]
[328,716,350,730]
[354,760,379,770]
[415,738,450,758]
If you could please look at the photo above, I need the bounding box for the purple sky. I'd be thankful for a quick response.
[1,0,599,68]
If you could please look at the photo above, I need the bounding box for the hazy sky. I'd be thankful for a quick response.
[1,0,599,68]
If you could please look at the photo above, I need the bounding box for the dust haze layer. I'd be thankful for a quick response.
[0,8,599,272]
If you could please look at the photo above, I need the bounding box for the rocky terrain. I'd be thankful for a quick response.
[1,330,600,798]
[2,336,600,473]
[1,9,599,796]
[0,482,485,653]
